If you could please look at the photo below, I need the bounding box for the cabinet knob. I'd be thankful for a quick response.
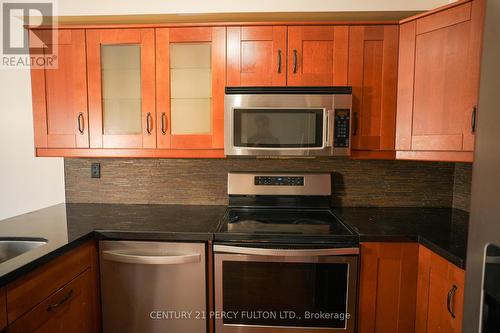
[47,289,74,312]
[471,106,477,133]
[277,49,282,74]
[161,112,168,135]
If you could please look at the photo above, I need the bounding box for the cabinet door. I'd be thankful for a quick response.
[156,27,225,149]
[8,269,94,333]
[396,0,485,154]
[416,246,465,333]
[86,29,156,148]
[30,29,88,148]
[0,287,5,331]
[358,243,419,333]
[227,26,286,86]
[287,26,348,86]
[349,26,398,157]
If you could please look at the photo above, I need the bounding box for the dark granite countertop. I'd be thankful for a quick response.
[0,203,469,287]
[332,207,469,269]
[0,203,226,286]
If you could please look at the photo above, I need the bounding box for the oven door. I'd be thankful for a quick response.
[214,245,358,333]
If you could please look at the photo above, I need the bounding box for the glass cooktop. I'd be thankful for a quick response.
[219,208,353,235]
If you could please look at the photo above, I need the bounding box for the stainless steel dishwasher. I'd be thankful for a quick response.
[100,241,206,333]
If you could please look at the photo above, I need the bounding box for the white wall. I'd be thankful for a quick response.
[55,0,451,16]
[0,0,454,221]
[0,68,65,220]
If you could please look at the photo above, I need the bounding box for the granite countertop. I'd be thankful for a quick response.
[0,203,469,286]
[0,203,226,286]
[333,207,469,269]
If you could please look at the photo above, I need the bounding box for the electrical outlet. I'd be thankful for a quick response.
[91,163,101,178]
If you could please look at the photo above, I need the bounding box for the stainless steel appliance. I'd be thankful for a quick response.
[224,87,352,157]
[214,172,358,333]
[463,1,500,332]
[100,241,207,333]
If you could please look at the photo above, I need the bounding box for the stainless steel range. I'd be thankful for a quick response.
[214,172,358,333]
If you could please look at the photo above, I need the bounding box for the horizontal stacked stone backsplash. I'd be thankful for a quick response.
[452,163,473,212]
[64,158,459,207]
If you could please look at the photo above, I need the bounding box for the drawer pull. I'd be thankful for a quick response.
[447,285,457,319]
[47,289,73,312]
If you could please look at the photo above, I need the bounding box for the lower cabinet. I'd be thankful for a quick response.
[4,241,100,333]
[358,242,419,333]
[416,246,465,333]
[358,243,465,333]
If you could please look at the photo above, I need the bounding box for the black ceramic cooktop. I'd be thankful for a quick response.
[216,208,357,245]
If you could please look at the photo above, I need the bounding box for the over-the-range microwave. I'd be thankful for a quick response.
[224,87,352,157]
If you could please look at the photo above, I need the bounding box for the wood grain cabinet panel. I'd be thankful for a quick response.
[86,28,156,149]
[156,27,226,150]
[396,0,485,161]
[416,246,465,333]
[287,26,348,86]
[348,25,399,159]
[227,26,286,86]
[30,29,89,148]
[8,269,94,333]
[0,287,6,331]
[358,242,419,333]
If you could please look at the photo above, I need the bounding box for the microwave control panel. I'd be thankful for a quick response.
[333,109,350,148]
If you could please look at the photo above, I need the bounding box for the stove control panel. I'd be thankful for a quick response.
[254,176,304,186]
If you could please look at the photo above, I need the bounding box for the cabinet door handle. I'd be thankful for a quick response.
[447,285,457,319]
[77,113,85,135]
[353,112,359,136]
[471,106,477,133]
[47,289,73,312]
[293,49,298,74]
[146,112,153,135]
[161,112,168,135]
[277,49,282,74]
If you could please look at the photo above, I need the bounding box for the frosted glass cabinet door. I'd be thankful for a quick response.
[156,27,226,150]
[86,29,156,148]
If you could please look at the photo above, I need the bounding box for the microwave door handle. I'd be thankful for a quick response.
[327,110,334,147]
[214,245,359,256]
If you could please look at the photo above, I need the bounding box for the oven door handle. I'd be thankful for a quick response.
[214,245,359,256]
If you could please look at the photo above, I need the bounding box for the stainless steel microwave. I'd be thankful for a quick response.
[224,87,352,157]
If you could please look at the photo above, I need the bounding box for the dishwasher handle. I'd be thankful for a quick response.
[102,250,201,265]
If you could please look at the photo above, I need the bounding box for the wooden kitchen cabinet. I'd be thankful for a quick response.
[5,241,100,332]
[416,245,465,333]
[227,26,286,86]
[86,28,156,149]
[30,29,89,149]
[287,26,348,86]
[396,0,485,162]
[156,27,226,150]
[348,25,399,159]
[358,242,419,333]
[0,287,6,331]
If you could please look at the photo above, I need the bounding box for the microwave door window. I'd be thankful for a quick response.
[234,109,324,148]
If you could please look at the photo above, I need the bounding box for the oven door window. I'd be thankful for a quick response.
[233,108,325,148]
[222,261,349,328]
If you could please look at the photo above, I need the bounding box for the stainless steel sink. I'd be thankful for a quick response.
[0,238,48,264]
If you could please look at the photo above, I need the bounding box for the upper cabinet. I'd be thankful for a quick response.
[396,0,485,162]
[348,25,399,159]
[31,29,89,148]
[287,26,348,86]
[226,25,348,87]
[156,27,226,150]
[227,26,286,86]
[86,29,156,149]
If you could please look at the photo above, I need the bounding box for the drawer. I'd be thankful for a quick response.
[8,269,93,333]
[6,242,92,323]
